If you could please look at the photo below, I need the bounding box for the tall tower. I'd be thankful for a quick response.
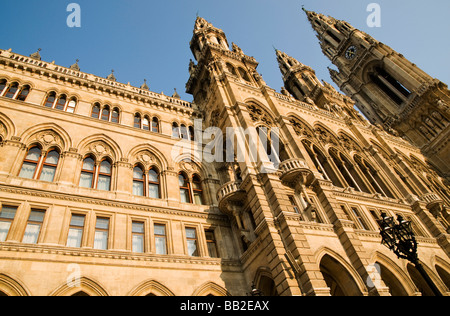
[303,9,450,179]
[276,49,365,122]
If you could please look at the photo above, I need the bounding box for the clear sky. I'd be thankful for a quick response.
[1,0,449,101]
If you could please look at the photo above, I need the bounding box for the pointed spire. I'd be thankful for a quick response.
[106,69,116,82]
[70,59,80,71]
[140,79,149,90]
[172,88,181,99]
[30,48,42,60]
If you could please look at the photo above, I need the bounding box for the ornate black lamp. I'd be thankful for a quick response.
[378,213,443,296]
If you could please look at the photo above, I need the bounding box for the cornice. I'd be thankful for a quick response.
[0,49,201,117]
[0,241,242,269]
[0,183,229,223]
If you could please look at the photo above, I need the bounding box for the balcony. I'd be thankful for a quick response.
[279,158,314,187]
[217,181,246,214]
[420,192,444,209]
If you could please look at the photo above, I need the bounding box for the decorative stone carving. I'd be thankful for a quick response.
[135,151,157,168]
[87,141,113,160]
[289,117,313,139]
[34,130,63,151]
[314,126,338,146]
[179,159,201,175]
[246,103,274,127]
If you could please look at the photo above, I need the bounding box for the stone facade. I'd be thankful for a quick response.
[304,9,450,180]
[0,15,449,296]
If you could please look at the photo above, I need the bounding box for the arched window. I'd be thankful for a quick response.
[226,63,237,76]
[180,124,189,140]
[133,165,145,196]
[394,168,421,196]
[143,116,150,131]
[91,103,101,118]
[134,114,142,129]
[66,98,77,113]
[19,147,60,182]
[79,156,112,191]
[97,159,112,191]
[172,123,180,138]
[0,79,7,95]
[238,68,251,82]
[189,126,195,141]
[55,95,67,111]
[80,156,96,189]
[151,117,159,133]
[16,85,30,102]
[148,167,160,199]
[19,147,42,179]
[4,83,19,99]
[39,150,60,182]
[192,175,204,205]
[44,92,57,108]
[101,106,110,121]
[179,172,192,203]
[111,108,120,123]
[355,157,395,198]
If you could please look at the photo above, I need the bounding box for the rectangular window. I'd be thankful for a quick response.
[154,224,167,255]
[351,207,370,230]
[0,206,18,242]
[94,217,109,250]
[185,227,198,257]
[205,230,219,258]
[132,221,145,253]
[23,210,46,244]
[66,214,85,248]
[288,196,301,214]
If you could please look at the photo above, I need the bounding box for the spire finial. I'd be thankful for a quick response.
[70,58,81,71]
[106,69,117,81]
[30,48,42,60]
[140,79,149,90]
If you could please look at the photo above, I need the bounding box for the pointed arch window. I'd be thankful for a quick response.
[97,159,112,191]
[111,108,120,123]
[66,98,77,113]
[143,116,150,131]
[17,85,30,101]
[101,105,111,121]
[19,147,60,182]
[80,156,96,189]
[79,156,112,191]
[91,103,101,118]
[39,150,60,182]
[189,126,195,141]
[180,124,189,140]
[0,79,7,95]
[19,147,42,179]
[133,165,145,196]
[192,174,204,205]
[151,117,159,133]
[55,95,67,111]
[134,113,142,129]
[148,167,160,199]
[4,83,19,99]
[44,92,57,108]
[179,172,192,203]
[172,123,180,138]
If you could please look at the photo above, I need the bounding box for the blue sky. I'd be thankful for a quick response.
[1,0,449,101]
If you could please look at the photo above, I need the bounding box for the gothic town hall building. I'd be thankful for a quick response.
[0,10,449,296]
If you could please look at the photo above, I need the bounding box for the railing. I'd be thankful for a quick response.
[420,192,443,205]
[279,158,309,175]
[217,181,244,203]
